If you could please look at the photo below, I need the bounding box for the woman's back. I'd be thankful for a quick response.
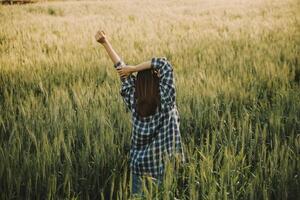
[120,57,185,177]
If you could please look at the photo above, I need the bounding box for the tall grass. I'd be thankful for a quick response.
[0,0,299,199]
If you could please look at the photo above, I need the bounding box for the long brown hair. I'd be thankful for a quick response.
[135,69,160,118]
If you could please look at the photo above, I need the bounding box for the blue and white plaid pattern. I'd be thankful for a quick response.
[119,57,185,177]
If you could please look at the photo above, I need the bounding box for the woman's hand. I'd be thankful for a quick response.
[95,30,107,44]
[117,65,136,78]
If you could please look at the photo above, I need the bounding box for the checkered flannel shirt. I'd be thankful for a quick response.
[118,57,185,177]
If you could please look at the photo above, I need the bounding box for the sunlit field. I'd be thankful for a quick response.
[0,0,299,199]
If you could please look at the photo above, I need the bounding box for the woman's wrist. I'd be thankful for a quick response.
[101,39,109,47]
[131,65,138,73]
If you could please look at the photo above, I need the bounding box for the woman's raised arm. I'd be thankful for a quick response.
[95,30,124,67]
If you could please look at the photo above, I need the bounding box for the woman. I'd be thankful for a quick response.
[95,30,185,197]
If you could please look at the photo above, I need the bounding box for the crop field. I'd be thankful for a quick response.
[0,0,299,199]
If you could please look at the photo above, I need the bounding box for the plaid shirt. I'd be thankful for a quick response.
[118,57,185,177]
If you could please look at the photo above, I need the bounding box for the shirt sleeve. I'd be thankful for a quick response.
[151,57,176,111]
[120,73,136,112]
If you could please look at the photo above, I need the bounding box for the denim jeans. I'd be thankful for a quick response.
[131,172,164,198]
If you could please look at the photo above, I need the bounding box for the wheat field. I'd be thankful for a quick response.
[0,0,299,199]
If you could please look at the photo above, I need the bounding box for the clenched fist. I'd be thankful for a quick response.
[95,30,107,44]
